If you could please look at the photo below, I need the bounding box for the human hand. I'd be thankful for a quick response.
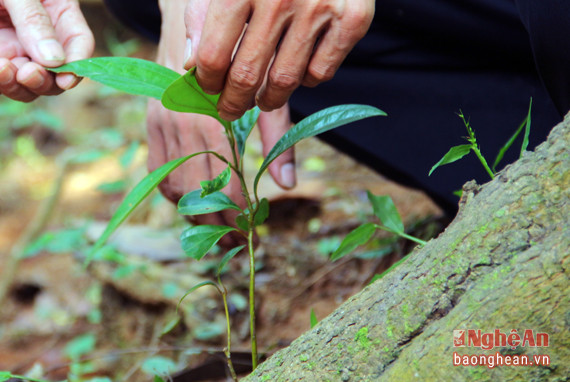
[147,99,295,227]
[151,0,295,227]
[0,0,94,102]
[183,0,375,121]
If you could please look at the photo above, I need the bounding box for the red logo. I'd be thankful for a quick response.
[454,330,466,347]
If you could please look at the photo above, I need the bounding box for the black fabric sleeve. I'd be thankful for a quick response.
[515,0,570,115]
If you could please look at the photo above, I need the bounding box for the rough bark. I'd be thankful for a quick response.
[243,115,570,381]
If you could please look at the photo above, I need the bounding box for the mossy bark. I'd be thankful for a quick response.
[243,115,569,381]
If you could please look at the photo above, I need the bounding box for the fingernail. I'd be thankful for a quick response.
[183,38,193,69]
[56,73,79,90]
[280,163,296,189]
[20,69,44,89]
[37,39,65,62]
[0,65,12,85]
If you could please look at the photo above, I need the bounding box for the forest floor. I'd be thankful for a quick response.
[0,3,443,381]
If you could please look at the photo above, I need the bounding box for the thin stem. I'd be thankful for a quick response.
[219,279,238,382]
[472,147,495,180]
[247,228,258,370]
[398,231,428,246]
[377,225,428,246]
[226,119,258,370]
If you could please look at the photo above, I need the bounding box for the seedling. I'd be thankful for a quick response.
[429,99,532,179]
[331,191,427,262]
[46,57,385,378]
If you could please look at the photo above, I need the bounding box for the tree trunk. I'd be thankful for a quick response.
[243,114,570,381]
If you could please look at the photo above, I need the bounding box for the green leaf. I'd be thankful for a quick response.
[88,152,207,266]
[366,192,404,233]
[97,180,127,194]
[154,376,166,382]
[200,166,231,197]
[232,107,261,157]
[161,316,181,336]
[69,149,108,164]
[24,228,86,257]
[120,141,140,169]
[235,214,249,232]
[492,98,532,171]
[0,371,13,382]
[310,309,318,328]
[520,97,532,157]
[254,104,386,191]
[180,225,236,260]
[492,119,526,172]
[177,281,220,313]
[428,144,472,176]
[254,198,270,226]
[330,222,376,261]
[217,245,246,276]
[64,333,96,361]
[178,190,241,215]
[49,57,179,100]
[161,67,229,129]
[141,356,176,377]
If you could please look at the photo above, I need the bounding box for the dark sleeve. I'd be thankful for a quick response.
[103,0,161,43]
[515,0,570,116]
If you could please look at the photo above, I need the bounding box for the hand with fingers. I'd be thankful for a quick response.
[0,0,94,102]
[183,0,375,121]
[151,0,296,228]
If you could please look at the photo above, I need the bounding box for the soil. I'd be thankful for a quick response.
[0,3,444,381]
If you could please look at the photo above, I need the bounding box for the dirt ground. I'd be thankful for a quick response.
[0,3,444,381]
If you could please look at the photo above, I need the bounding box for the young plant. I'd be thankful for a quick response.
[49,58,386,376]
[429,99,532,180]
[331,191,427,262]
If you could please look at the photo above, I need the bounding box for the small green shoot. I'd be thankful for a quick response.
[331,192,426,262]
[493,98,532,171]
[429,111,494,179]
[430,99,532,180]
[310,309,319,328]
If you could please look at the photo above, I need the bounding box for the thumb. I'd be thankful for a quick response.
[258,103,296,190]
[183,0,210,70]
[4,0,65,66]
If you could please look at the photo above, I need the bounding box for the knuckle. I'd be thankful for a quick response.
[268,69,300,92]
[307,63,335,83]
[219,98,245,117]
[342,9,374,40]
[228,63,261,91]
[196,49,226,75]
[22,6,51,26]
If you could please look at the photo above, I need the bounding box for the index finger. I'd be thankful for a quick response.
[194,0,250,95]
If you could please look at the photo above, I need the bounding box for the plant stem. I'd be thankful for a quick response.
[398,231,428,246]
[247,228,258,370]
[472,147,495,180]
[227,120,258,370]
[219,280,238,381]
